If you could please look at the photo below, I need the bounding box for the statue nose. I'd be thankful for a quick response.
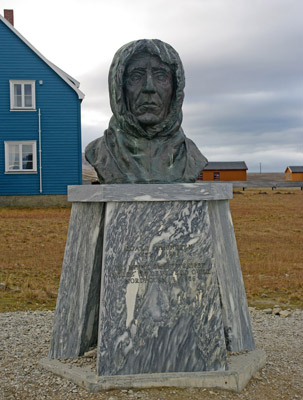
[142,72,156,93]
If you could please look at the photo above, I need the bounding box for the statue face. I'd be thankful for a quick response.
[124,52,173,126]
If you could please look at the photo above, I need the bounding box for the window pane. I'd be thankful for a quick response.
[24,84,32,95]
[24,95,32,107]
[24,84,32,107]
[14,84,22,107]
[8,144,20,170]
[23,144,32,154]
[22,144,33,170]
[14,84,22,95]
[23,159,33,169]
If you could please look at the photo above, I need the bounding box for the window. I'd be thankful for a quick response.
[197,172,203,181]
[214,172,220,180]
[9,80,36,110]
[4,141,37,173]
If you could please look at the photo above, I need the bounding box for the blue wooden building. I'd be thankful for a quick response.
[0,10,84,196]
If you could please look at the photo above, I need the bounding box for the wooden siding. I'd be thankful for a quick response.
[199,170,247,181]
[285,170,303,181]
[0,20,82,195]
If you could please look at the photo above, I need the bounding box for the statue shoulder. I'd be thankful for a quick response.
[85,137,105,167]
[185,137,208,170]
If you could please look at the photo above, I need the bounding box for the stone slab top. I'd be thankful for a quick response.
[68,183,233,203]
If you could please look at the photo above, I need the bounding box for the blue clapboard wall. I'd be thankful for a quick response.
[0,18,83,195]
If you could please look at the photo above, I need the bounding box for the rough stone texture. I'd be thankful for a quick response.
[49,202,105,358]
[208,200,255,351]
[97,200,227,376]
[68,183,232,203]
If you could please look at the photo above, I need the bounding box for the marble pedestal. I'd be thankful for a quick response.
[49,183,255,379]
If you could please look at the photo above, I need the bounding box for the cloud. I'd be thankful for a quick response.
[9,0,301,171]
[202,143,302,172]
[76,0,303,171]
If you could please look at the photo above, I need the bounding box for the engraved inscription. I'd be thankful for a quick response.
[113,244,211,284]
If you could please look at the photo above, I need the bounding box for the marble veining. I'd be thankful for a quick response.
[49,203,105,359]
[68,183,232,203]
[49,184,255,379]
[97,200,227,376]
[208,200,255,351]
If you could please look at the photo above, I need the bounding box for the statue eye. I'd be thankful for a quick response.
[128,71,144,82]
[154,71,170,83]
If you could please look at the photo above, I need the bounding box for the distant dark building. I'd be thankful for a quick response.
[285,166,303,181]
[198,161,248,181]
[0,10,84,195]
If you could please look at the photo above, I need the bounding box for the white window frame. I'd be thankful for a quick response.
[9,80,36,110]
[4,141,37,173]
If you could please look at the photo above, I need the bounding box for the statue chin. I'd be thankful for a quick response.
[136,112,165,127]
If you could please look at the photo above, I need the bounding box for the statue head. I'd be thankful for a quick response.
[85,39,208,184]
[108,39,185,139]
[124,52,173,127]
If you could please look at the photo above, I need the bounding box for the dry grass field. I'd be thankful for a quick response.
[230,188,303,309]
[0,189,302,312]
[0,208,70,312]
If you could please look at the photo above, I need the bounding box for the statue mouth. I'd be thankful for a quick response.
[137,103,161,113]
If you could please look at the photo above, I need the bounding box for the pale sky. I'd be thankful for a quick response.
[4,0,303,172]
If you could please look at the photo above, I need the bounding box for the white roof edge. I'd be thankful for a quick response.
[0,14,84,100]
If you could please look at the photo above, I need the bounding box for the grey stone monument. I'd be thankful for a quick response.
[42,40,264,392]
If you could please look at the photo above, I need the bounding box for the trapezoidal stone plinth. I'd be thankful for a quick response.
[48,183,256,387]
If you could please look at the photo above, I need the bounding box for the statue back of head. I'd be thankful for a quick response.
[85,39,207,184]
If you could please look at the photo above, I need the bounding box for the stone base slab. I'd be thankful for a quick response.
[39,349,266,393]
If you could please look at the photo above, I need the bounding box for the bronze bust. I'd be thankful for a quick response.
[85,39,207,183]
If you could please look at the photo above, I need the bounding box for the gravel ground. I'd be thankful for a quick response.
[1,308,303,400]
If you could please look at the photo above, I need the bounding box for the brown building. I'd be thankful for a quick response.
[285,166,303,181]
[197,161,248,181]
